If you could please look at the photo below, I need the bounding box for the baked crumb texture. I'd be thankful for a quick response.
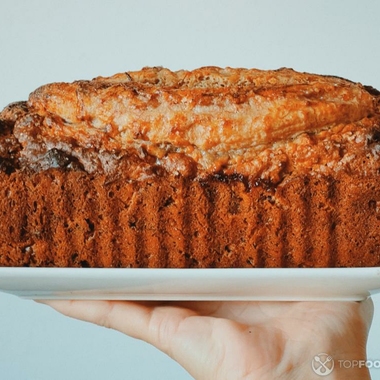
[0,66,380,268]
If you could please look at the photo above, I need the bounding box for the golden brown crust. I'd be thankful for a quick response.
[21,67,378,174]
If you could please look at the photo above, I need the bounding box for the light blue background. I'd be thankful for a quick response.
[1,1,380,379]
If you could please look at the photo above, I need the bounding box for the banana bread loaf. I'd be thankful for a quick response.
[0,66,379,267]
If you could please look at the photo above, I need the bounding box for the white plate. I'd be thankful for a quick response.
[1,267,380,301]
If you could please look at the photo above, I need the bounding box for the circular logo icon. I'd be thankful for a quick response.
[312,353,335,376]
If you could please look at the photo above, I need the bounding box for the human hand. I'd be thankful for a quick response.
[38,299,373,380]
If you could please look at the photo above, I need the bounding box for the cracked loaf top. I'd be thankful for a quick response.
[1,66,380,181]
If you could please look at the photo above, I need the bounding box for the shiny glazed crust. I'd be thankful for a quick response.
[21,67,379,174]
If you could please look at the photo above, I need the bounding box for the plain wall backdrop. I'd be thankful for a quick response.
[1,1,380,379]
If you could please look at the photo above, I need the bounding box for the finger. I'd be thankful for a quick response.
[37,300,200,346]
[37,299,240,380]
[37,300,161,341]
